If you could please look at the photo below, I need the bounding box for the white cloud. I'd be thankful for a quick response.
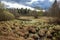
[1,1,46,12]
[26,0,44,4]
[26,0,38,4]
[49,0,54,2]
[31,0,45,2]
[30,0,38,3]
[39,0,45,2]
[1,1,35,10]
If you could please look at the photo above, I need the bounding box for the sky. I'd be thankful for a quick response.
[1,0,56,10]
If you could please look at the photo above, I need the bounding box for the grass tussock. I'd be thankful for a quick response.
[0,18,60,40]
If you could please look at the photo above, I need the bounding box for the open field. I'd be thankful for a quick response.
[0,16,60,40]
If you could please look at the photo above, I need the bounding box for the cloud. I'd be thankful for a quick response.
[31,0,38,3]
[26,0,38,4]
[26,0,45,4]
[1,1,35,10]
[49,0,54,2]
[40,0,45,2]
[1,0,31,3]
[1,0,55,10]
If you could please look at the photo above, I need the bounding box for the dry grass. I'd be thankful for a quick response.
[0,17,60,40]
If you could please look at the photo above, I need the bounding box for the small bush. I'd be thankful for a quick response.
[0,11,15,21]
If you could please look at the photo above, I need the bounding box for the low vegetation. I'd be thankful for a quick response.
[0,18,59,40]
[0,11,15,21]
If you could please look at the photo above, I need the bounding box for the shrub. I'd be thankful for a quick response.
[0,11,15,21]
